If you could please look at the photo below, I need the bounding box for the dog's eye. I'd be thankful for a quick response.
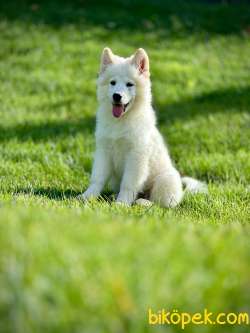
[126,82,134,87]
[110,80,116,86]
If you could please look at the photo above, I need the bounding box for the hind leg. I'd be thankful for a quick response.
[150,168,183,208]
[135,198,153,207]
[134,189,152,207]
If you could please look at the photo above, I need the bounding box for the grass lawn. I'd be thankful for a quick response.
[0,0,250,332]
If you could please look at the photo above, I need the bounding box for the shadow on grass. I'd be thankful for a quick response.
[0,86,249,143]
[15,187,114,202]
[156,85,250,125]
[15,187,81,200]
[0,0,249,38]
[0,117,95,142]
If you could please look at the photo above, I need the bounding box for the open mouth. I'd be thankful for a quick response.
[112,102,129,118]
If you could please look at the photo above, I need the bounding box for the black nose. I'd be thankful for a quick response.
[113,93,122,103]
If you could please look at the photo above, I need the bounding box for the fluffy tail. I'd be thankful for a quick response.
[182,177,208,194]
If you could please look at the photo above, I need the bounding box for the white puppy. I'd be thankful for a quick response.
[79,48,207,207]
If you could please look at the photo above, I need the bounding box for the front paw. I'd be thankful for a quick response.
[116,190,136,206]
[77,185,100,202]
[115,200,130,207]
[77,192,92,202]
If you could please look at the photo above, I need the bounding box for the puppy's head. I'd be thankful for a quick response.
[97,48,151,119]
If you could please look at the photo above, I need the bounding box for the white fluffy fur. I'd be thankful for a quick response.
[79,48,207,207]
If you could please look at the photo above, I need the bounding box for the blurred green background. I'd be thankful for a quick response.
[0,1,250,332]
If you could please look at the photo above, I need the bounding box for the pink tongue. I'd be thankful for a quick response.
[112,105,123,118]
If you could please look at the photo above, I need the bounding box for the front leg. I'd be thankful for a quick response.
[116,152,148,206]
[80,147,111,201]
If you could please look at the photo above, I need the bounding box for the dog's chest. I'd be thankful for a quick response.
[109,137,131,175]
[97,119,137,175]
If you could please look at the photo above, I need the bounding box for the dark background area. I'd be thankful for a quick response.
[0,0,250,36]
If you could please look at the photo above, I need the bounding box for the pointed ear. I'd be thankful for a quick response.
[100,47,114,73]
[131,48,149,77]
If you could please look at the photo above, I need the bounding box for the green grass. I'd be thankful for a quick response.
[0,1,250,332]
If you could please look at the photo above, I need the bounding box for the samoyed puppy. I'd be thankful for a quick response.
[79,47,207,207]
